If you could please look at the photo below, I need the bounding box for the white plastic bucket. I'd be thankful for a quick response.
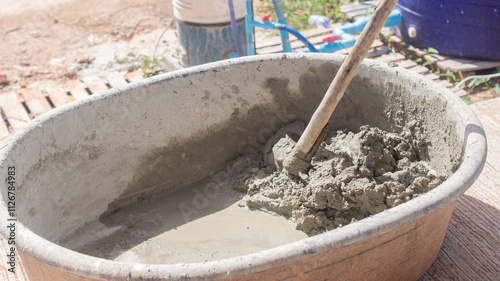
[173,0,246,24]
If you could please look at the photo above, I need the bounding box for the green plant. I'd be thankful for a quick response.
[422,59,435,72]
[141,55,165,77]
[364,7,371,17]
[385,30,394,46]
[424,47,439,55]
[462,97,473,105]
[493,83,500,95]
[439,69,461,85]
[466,78,491,91]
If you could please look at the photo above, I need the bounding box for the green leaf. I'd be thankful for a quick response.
[463,97,473,105]
[365,7,370,16]
[406,45,415,51]
[449,71,457,81]
[425,47,439,54]
[493,84,500,94]
[467,78,478,89]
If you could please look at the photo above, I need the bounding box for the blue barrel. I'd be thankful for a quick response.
[394,0,500,60]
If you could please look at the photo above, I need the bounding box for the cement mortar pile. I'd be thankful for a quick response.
[228,125,445,236]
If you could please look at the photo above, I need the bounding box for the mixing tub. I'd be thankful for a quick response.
[0,53,486,280]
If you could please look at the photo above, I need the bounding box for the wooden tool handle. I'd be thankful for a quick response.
[293,0,399,159]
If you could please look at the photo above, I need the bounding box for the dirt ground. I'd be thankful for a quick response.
[0,0,176,89]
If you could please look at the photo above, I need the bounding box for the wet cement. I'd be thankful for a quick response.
[64,122,447,266]
[232,124,445,236]
[66,179,307,264]
[66,124,444,262]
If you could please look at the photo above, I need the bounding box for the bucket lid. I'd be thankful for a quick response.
[174,0,246,24]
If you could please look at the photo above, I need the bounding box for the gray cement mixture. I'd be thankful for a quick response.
[67,124,444,262]
[68,178,307,264]
[230,124,445,236]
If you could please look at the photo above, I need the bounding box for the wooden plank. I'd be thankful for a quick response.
[64,79,89,100]
[346,8,374,20]
[44,83,72,108]
[408,65,429,75]
[380,27,394,41]
[17,88,52,118]
[103,71,128,88]
[397,60,418,69]
[374,52,405,62]
[81,75,109,95]
[437,80,454,88]
[424,53,451,63]
[411,46,428,57]
[340,3,371,13]
[423,73,440,81]
[437,58,500,73]
[421,98,500,281]
[453,89,468,98]
[125,70,145,84]
[340,0,379,14]
[388,35,403,45]
[366,47,390,58]
[0,92,30,130]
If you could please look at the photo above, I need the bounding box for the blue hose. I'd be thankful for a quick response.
[228,0,243,57]
[277,24,319,52]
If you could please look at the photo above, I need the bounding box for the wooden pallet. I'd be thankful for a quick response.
[255,25,461,94]
[0,70,145,141]
[379,28,500,80]
[342,0,500,80]
[340,0,380,21]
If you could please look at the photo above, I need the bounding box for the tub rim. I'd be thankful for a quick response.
[0,53,487,280]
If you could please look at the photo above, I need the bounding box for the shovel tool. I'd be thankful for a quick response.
[271,0,400,176]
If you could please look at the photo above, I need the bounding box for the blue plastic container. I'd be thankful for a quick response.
[394,0,500,61]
